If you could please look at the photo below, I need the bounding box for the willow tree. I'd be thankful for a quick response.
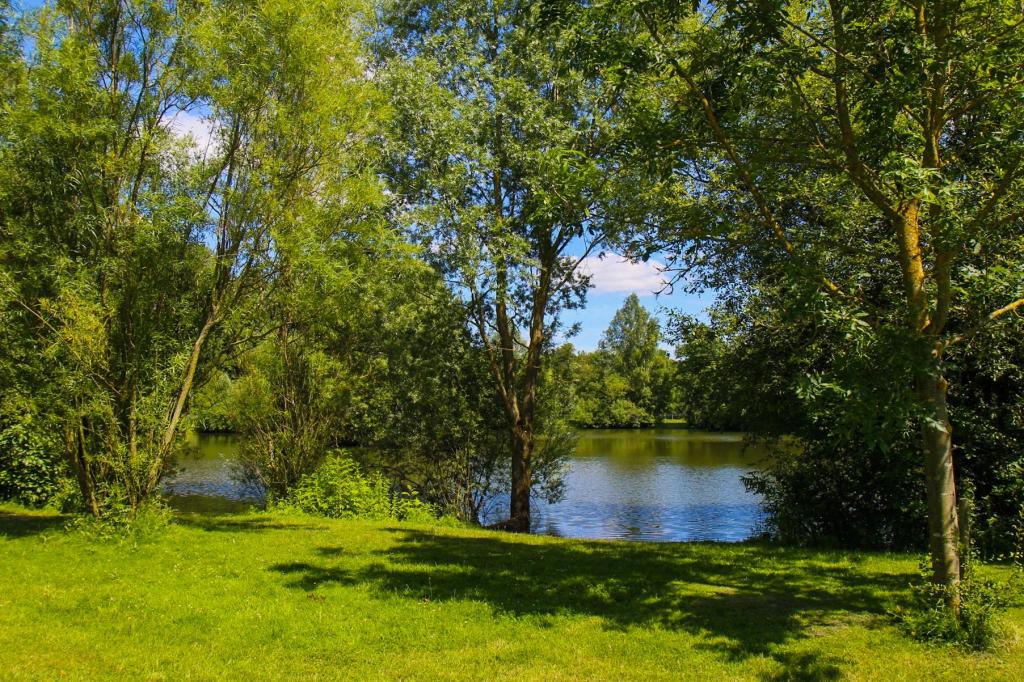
[377,0,623,530]
[0,0,379,513]
[592,0,1024,590]
[163,0,383,496]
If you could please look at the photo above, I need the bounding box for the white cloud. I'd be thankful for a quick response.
[167,110,217,153]
[578,255,669,296]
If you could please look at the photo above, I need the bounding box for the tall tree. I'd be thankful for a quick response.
[0,0,379,513]
[591,0,1024,592]
[559,294,677,427]
[599,293,663,392]
[377,0,620,530]
[167,0,382,495]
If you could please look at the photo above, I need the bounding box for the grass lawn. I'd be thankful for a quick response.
[1,505,1022,681]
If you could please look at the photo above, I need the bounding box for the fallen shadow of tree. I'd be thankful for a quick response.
[269,528,914,678]
[761,651,844,681]
[0,510,68,537]
[175,514,329,534]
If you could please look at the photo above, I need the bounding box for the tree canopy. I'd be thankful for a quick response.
[0,1,1022,614]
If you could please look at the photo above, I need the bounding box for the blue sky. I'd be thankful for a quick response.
[556,253,714,352]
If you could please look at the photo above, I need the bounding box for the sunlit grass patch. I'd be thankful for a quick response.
[1,504,1021,681]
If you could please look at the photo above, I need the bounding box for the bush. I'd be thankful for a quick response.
[232,344,345,498]
[67,500,173,543]
[893,558,1018,651]
[278,452,439,522]
[743,438,927,550]
[0,419,66,508]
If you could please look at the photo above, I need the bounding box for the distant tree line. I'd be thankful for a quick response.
[549,295,680,429]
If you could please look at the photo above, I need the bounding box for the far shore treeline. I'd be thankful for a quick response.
[1,0,1023,618]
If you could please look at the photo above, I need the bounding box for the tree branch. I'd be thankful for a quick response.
[946,296,1024,348]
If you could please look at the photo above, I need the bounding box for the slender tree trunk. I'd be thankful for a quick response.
[917,364,961,590]
[507,264,551,533]
[914,0,960,592]
[895,200,961,590]
[67,418,100,517]
[508,424,533,532]
[145,312,216,494]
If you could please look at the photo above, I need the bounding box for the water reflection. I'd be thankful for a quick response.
[162,429,767,542]
[529,429,767,542]
[162,433,263,512]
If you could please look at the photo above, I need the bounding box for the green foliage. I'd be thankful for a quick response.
[277,452,438,523]
[0,418,65,508]
[66,499,173,544]
[569,367,656,428]
[744,440,927,550]
[377,0,638,526]
[341,268,573,524]
[187,373,237,433]
[0,0,384,513]
[233,341,351,498]
[894,558,1018,651]
[556,296,679,429]
[604,398,652,430]
[344,283,534,524]
[951,331,1024,559]
[599,294,661,379]
[678,279,1024,555]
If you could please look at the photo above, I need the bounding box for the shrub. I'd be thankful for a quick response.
[232,345,344,498]
[0,419,66,508]
[605,398,654,428]
[67,499,173,544]
[744,438,926,550]
[893,557,1018,651]
[278,452,439,522]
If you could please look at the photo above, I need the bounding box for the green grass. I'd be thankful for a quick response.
[656,418,688,427]
[1,505,1022,681]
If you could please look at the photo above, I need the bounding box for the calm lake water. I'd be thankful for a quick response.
[162,429,768,542]
[162,433,259,514]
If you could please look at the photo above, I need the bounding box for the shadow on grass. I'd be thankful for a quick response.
[763,651,844,681]
[271,561,362,591]
[175,514,328,533]
[270,529,913,675]
[0,510,67,537]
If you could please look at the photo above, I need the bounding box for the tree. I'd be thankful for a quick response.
[560,295,678,428]
[583,0,1024,591]
[600,294,660,374]
[0,0,379,513]
[377,0,621,530]
[228,241,571,524]
[1,0,211,513]
[598,293,675,418]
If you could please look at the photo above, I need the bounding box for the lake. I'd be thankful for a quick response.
[162,429,768,542]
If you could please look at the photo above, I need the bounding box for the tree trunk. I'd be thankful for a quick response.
[145,313,216,494]
[67,418,100,517]
[895,200,961,592]
[508,424,533,532]
[917,365,961,592]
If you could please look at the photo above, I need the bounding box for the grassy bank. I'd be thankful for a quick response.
[1,506,1021,681]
